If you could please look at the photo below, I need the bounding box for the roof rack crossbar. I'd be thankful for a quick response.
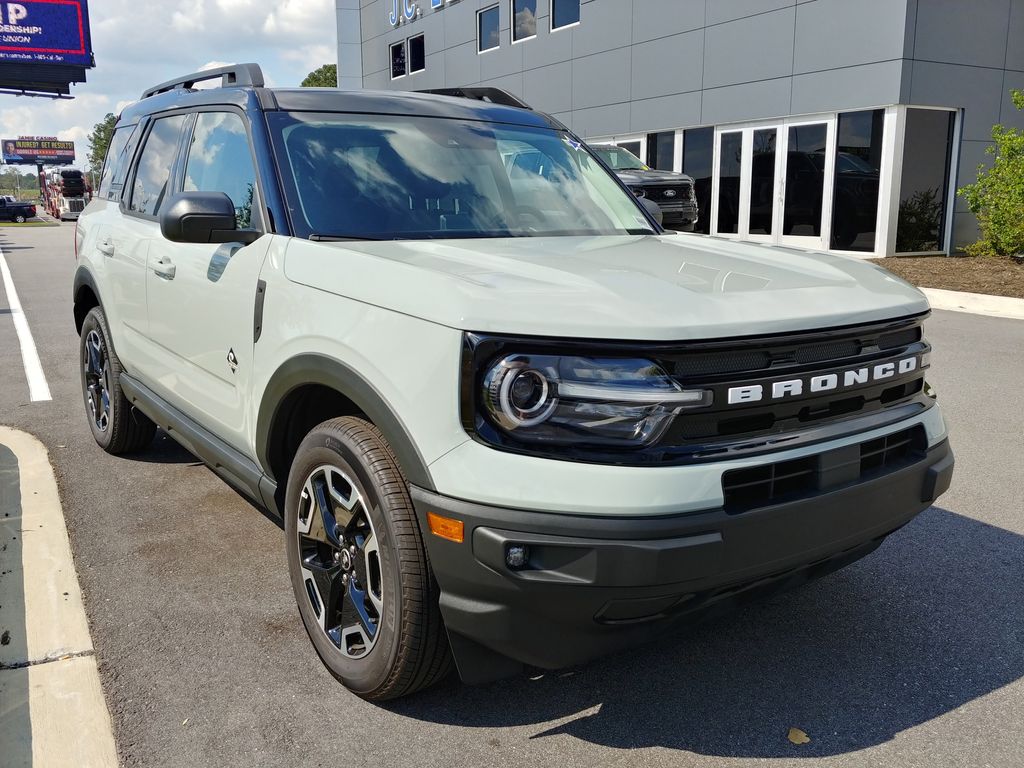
[141,63,265,99]
[415,87,532,111]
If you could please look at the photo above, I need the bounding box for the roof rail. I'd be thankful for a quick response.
[141,63,265,99]
[415,87,532,110]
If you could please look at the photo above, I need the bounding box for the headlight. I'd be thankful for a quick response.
[631,187,647,198]
[481,354,712,447]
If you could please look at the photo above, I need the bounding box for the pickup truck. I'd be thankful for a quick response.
[0,198,36,223]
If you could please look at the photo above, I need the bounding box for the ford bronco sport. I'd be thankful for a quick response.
[73,64,954,701]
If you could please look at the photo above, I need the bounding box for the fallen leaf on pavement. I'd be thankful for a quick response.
[787,727,810,745]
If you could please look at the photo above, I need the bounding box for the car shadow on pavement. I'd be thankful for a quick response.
[389,506,1024,758]
[126,430,204,466]
[0,443,32,764]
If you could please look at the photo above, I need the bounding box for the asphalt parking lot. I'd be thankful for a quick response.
[1,224,1022,768]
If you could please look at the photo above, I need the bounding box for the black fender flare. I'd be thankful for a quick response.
[256,354,435,491]
[72,265,102,332]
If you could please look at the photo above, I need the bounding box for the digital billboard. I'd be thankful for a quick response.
[0,0,93,67]
[2,136,75,165]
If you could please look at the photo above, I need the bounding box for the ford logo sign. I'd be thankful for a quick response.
[662,189,677,198]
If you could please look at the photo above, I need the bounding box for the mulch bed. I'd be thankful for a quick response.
[868,256,1024,299]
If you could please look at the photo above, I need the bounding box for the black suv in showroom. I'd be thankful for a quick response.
[591,144,699,231]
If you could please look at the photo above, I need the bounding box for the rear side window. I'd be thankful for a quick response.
[97,124,138,201]
[129,115,187,217]
[183,112,259,229]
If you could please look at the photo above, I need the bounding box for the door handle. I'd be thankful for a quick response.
[97,239,114,257]
[153,256,176,280]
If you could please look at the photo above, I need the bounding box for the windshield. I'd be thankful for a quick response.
[591,145,648,171]
[268,113,656,240]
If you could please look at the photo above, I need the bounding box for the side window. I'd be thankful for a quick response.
[183,112,258,229]
[98,124,138,201]
[129,115,187,217]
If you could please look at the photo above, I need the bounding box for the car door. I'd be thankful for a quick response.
[144,109,271,452]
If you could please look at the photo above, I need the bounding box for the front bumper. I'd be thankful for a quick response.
[412,438,953,684]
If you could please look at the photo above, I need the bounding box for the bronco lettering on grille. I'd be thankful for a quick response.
[726,356,919,405]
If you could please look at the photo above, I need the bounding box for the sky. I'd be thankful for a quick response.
[0,0,337,170]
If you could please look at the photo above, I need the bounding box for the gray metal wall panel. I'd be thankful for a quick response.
[911,0,1011,70]
[702,8,795,89]
[443,40,482,87]
[701,77,792,125]
[1008,0,1024,71]
[794,0,909,74]
[1000,71,1024,127]
[631,0,705,43]
[629,91,702,133]
[571,0,631,57]
[630,30,703,101]
[791,60,904,115]
[523,61,573,114]
[572,47,630,110]
[705,0,793,26]
[570,102,630,137]
[909,61,1005,142]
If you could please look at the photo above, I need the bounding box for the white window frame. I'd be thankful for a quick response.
[389,40,407,80]
[477,5,500,53]
[510,0,537,44]
[550,0,581,32]
[407,33,426,74]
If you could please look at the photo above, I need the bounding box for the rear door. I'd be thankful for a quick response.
[143,109,270,452]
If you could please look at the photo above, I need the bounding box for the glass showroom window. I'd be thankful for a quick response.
[408,34,425,74]
[683,127,713,234]
[749,128,777,236]
[896,109,955,253]
[551,0,580,30]
[717,131,742,235]
[646,131,675,171]
[831,109,884,252]
[478,5,499,52]
[512,0,537,42]
[390,41,406,79]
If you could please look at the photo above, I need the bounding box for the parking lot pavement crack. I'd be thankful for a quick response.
[0,648,96,671]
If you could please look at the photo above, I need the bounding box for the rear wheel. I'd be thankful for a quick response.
[285,416,451,700]
[13,214,25,223]
[79,307,156,454]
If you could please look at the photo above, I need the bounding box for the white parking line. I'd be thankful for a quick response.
[0,245,52,402]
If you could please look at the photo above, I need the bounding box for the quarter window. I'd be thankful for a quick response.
[184,112,258,230]
[129,115,187,217]
[511,0,537,42]
[390,40,406,79]
[478,5,499,52]
[98,123,138,201]
[409,34,425,73]
[551,0,579,30]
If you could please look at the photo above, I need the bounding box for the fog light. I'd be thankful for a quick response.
[506,545,529,570]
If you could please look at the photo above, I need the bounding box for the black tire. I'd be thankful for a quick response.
[285,416,452,700]
[79,306,156,454]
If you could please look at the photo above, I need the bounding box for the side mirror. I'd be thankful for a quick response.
[160,191,259,245]
[638,196,663,227]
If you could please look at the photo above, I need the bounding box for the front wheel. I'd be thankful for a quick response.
[79,307,156,454]
[285,417,451,700]
[13,214,25,223]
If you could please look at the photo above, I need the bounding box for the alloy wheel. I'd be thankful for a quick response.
[296,464,384,659]
[83,329,111,432]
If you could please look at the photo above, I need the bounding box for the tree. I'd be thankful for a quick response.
[958,89,1024,258]
[87,113,117,174]
[301,64,337,88]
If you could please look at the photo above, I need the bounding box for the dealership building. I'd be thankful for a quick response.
[337,0,1024,257]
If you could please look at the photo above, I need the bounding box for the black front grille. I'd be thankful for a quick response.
[722,425,927,513]
[639,183,692,201]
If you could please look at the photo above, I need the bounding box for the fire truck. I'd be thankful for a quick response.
[43,168,90,221]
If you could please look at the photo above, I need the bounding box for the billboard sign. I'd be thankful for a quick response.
[2,136,75,164]
[0,1,93,67]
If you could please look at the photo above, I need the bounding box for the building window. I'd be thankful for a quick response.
[749,128,777,236]
[551,0,580,30]
[617,140,642,159]
[717,131,743,235]
[512,0,537,42]
[408,34,425,73]
[782,123,827,237]
[896,109,955,253]
[390,41,406,79]
[478,5,500,52]
[646,131,675,171]
[682,128,713,234]
[831,109,884,251]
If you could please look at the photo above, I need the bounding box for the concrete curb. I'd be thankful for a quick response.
[921,287,1024,321]
[0,427,118,768]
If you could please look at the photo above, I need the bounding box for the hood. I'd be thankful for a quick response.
[283,234,929,341]
[615,169,694,185]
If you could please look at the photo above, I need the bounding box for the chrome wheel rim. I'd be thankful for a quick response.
[83,329,111,433]
[296,464,384,658]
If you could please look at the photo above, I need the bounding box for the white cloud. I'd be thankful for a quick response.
[0,0,336,169]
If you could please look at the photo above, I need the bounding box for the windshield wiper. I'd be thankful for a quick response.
[309,233,385,242]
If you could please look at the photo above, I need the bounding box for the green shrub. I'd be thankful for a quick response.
[958,90,1024,258]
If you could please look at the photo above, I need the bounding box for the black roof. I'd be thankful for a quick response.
[121,64,560,130]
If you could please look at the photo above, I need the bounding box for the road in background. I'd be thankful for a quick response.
[0,224,1022,768]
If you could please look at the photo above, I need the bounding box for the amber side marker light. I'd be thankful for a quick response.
[427,512,464,543]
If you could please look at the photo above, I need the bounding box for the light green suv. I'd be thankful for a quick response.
[73,65,954,701]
